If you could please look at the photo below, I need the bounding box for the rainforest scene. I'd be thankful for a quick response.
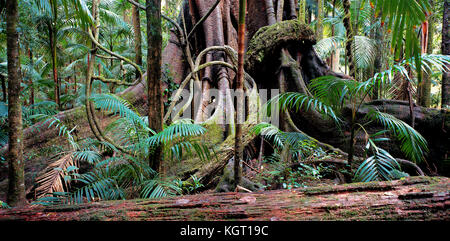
[0,0,449,227]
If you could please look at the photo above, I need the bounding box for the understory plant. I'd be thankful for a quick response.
[264,54,450,182]
[251,123,335,188]
[32,93,213,205]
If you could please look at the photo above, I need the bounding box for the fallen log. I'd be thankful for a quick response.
[0,176,448,221]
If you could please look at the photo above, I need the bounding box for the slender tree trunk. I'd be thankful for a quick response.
[98,63,102,94]
[73,68,77,107]
[418,0,434,107]
[316,0,323,40]
[298,0,306,24]
[441,0,450,108]
[370,9,384,99]
[50,1,60,110]
[0,74,6,102]
[132,4,143,77]
[234,0,247,190]
[342,0,355,78]
[330,0,337,71]
[146,0,163,173]
[28,48,34,106]
[6,0,26,207]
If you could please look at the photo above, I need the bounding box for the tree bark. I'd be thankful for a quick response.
[342,0,355,78]
[0,74,6,102]
[6,0,26,207]
[234,0,247,190]
[1,177,448,221]
[442,0,450,108]
[298,0,306,24]
[132,4,143,77]
[49,1,60,110]
[418,0,434,107]
[146,0,163,173]
[316,0,323,40]
[28,48,34,106]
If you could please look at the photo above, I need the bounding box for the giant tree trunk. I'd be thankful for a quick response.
[6,0,26,207]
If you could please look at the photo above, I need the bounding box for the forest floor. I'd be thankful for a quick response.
[0,176,449,221]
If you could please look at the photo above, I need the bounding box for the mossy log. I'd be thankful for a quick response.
[1,176,448,221]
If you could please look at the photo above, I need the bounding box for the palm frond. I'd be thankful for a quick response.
[72,150,102,164]
[353,36,376,69]
[0,200,11,209]
[314,36,344,59]
[148,119,207,146]
[68,171,124,204]
[354,148,402,182]
[34,154,77,199]
[89,93,148,129]
[140,179,182,199]
[266,92,340,123]
[366,109,428,163]
[29,114,79,150]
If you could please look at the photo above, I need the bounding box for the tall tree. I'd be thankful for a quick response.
[234,0,247,190]
[442,0,450,108]
[146,0,163,172]
[298,0,306,23]
[316,0,323,40]
[6,0,26,207]
[418,0,435,107]
[49,0,61,110]
[132,3,143,75]
[343,0,355,78]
